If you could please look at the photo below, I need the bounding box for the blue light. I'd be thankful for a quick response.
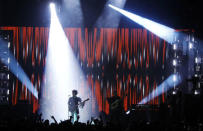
[139,73,181,104]
[109,4,177,43]
[0,40,38,99]
[40,3,93,122]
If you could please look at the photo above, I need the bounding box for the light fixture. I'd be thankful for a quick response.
[172,59,177,66]
[173,44,177,50]
[189,42,193,49]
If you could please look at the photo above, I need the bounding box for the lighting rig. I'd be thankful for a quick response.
[0,31,12,105]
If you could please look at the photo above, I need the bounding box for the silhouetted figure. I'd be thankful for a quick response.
[51,115,58,124]
[107,91,124,125]
[68,90,82,123]
[99,111,108,125]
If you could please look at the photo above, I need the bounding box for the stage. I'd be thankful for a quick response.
[0,0,202,130]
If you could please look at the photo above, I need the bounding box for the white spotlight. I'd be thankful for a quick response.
[50,3,55,10]
[195,57,201,64]
[189,42,193,49]
[194,90,200,95]
[173,75,177,82]
[139,73,181,104]
[95,0,126,27]
[173,44,177,50]
[42,2,92,123]
[172,90,176,95]
[126,110,130,115]
[172,59,177,66]
[109,4,176,43]
[0,40,38,99]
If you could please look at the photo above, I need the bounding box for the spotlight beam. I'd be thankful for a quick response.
[139,73,181,104]
[63,0,84,27]
[95,0,126,27]
[41,3,92,122]
[0,40,38,99]
[108,4,176,43]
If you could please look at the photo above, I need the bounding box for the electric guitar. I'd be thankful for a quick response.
[110,99,122,110]
[69,98,89,112]
[78,98,89,108]
[109,94,126,111]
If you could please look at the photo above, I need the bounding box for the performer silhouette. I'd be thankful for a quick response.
[68,90,82,123]
[107,91,124,124]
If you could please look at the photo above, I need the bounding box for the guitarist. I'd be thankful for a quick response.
[107,90,124,124]
[68,90,82,123]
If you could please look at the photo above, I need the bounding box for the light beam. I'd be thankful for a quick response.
[139,73,181,104]
[0,40,38,99]
[95,0,126,27]
[108,4,177,43]
[41,3,92,122]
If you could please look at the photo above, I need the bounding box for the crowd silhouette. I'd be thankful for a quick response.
[0,94,202,131]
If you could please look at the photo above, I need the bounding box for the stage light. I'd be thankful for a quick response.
[172,59,177,66]
[173,44,177,50]
[172,90,177,95]
[8,42,10,48]
[173,74,177,82]
[139,73,181,104]
[194,90,199,95]
[0,40,38,99]
[126,110,130,115]
[41,3,93,123]
[108,4,176,43]
[195,57,201,64]
[95,0,126,27]
[189,42,193,49]
[50,3,55,10]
